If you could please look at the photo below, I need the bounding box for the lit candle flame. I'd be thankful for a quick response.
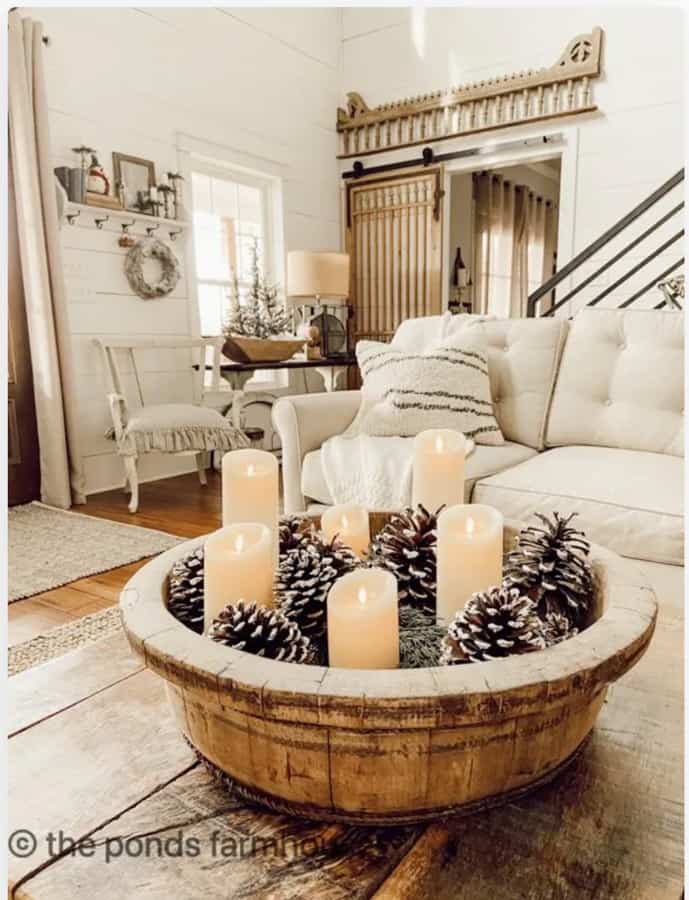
[466,517,475,538]
[246,464,256,478]
[435,435,445,453]
[233,533,246,553]
[341,513,349,531]
[357,586,368,607]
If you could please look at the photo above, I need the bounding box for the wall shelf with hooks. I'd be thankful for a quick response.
[62,201,189,234]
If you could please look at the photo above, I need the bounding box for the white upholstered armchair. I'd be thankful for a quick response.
[96,337,248,512]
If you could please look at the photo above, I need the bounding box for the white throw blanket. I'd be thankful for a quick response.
[321,431,476,509]
[321,433,416,510]
[321,313,483,509]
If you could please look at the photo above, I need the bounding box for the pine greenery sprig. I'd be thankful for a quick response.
[399,606,445,668]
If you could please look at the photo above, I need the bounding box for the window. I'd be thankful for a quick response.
[190,166,273,336]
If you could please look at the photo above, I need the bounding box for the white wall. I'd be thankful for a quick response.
[25,6,342,494]
[342,7,684,314]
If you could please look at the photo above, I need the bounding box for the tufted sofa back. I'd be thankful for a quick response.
[467,317,569,450]
[391,313,569,450]
[545,308,684,457]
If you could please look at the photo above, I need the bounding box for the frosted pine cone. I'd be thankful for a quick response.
[167,547,205,634]
[504,512,593,627]
[369,505,437,611]
[442,586,545,664]
[276,538,359,640]
[208,601,313,663]
[542,610,577,647]
[279,515,313,554]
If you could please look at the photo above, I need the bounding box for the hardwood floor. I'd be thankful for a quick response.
[8,471,223,647]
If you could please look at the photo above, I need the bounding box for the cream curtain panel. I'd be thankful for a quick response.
[472,172,557,318]
[8,12,85,507]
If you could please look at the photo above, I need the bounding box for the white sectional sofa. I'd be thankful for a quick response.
[273,308,684,604]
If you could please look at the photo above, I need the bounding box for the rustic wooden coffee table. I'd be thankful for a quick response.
[9,587,683,898]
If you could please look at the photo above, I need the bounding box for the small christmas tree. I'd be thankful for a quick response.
[225,239,290,339]
[225,269,245,335]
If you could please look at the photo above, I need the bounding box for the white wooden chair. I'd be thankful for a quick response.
[95,337,248,512]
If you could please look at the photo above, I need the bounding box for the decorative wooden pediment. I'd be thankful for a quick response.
[337,27,603,158]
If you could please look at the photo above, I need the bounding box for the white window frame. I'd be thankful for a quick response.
[189,161,279,336]
[176,135,287,391]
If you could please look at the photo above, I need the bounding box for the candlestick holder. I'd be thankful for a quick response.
[157,183,174,219]
[167,171,185,220]
[121,510,654,825]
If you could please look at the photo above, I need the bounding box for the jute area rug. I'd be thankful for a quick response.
[9,502,180,602]
[9,607,124,676]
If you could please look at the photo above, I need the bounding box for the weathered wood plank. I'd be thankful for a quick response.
[15,764,419,899]
[9,630,143,736]
[374,606,683,900]
[9,669,195,890]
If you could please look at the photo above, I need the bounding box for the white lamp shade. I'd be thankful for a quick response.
[287,251,350,300]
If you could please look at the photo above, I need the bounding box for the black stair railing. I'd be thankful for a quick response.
[527,169,684,317]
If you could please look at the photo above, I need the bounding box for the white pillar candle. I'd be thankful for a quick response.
[437,504,504,624]
[222,449,279,566]
[412,429,466,514]
[204,523,273,631]
[327,568,399,669]
[321,504,370,558]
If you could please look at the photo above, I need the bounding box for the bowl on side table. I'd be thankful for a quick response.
[223,335,304,363]
[119,518,657,825]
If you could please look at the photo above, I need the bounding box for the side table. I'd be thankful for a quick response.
[216,354,357,428]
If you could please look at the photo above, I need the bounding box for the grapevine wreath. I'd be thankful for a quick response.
[125,237,180,299]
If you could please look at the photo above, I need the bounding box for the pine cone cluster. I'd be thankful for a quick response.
[442,586,545,665]
[208,601,313,663]
[167,546,205,634]
[276,537,360,641]
[369,505,437,611]
[504,512,593,627]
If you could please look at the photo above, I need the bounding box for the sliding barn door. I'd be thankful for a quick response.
[346,169,443,347]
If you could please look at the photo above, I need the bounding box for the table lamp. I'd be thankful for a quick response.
[287,252,350,358]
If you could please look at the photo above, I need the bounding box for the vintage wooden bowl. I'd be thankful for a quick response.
[120,515,657,825]
[223,335,304,363]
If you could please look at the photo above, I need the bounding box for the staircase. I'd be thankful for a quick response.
[527,169,684,317]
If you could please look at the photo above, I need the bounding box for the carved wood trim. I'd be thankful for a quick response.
[337,27,603,158]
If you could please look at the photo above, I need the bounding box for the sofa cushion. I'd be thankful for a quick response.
[354,331,504,445]
[302,441,537,506]
[390,314,568,450]
[546,308,684,456]
[473,445,683,565]
[446,316,569,450]
[119,404,248,457]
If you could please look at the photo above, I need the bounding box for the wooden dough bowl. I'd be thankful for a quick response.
[120,515,657,825]
[222,335,304,363]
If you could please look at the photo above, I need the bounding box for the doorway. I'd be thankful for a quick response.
[446,155,563,317]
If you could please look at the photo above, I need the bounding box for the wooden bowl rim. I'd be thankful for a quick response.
[120,521,657,729]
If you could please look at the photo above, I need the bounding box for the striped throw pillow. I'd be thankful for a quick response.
[355,332,504,445]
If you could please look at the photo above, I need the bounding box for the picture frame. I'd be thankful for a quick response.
[112,152,156,212]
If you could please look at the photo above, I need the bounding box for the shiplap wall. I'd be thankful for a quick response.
[25,6,342,493]
[342,7,684,315]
